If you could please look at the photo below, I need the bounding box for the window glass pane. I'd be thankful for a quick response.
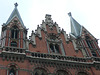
[15,30,18,39]
[91,51,97,57]
[9,68,15,75]
[9,65,16,75]
[35,72,38,75]
[55,44,60,53]
[49,44,55,52]
[11,26,18,39]
[11,30,14,38]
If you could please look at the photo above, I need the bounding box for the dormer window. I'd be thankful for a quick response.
[11,26,18,39]
[85,36,97,57]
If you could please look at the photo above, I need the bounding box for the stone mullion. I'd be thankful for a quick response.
[60,43,65,55]
[53,44,57,53]
[16,70,18,75]
[46,41,50,53]
[80,40,87,57]
[92,41,97,49]
[7,69,9,75]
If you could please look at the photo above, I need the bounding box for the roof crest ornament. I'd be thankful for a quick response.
[68,12,72,17]
[14,2,18,7]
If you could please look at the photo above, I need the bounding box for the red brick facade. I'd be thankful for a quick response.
[0,3,100,75]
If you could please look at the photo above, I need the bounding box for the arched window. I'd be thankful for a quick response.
[56,70,69,75]
[9,65,16,75]
[49,43,54,52]
[85,36,93,49]
[35,72,38,75]
[55,44,60,53]
[85,36,97,56]
[47,33,64,54]
[11,41,17,47]
[77,72,88,75]
[34,68,47,75]
[11,26,18,39]
[49,43,60,53]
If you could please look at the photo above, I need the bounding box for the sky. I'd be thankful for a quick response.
[0,0,100,47]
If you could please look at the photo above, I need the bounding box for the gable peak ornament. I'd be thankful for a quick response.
[14,2,18,7]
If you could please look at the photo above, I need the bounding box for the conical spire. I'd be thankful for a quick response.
[6,3,25,28]
[68,12,82,38]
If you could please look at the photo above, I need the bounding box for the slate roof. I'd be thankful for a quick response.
[68,12,82,38]
[6,3,26,28]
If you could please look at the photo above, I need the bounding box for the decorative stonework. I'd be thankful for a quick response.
[75,69,90,75]
[54,67,72,75]
[0,3,100,75]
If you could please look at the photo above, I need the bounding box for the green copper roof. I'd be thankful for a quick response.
[68,12,82,38]
[6,3,26,28]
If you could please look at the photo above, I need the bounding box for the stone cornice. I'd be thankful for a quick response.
[0,48,100,70]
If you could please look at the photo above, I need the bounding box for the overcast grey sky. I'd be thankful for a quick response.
[0,0,100,47]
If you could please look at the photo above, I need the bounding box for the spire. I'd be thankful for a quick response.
[6,3,25,28]
[68,12,82,38]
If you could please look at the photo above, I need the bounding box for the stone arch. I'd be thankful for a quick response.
[9,18,21,29]
[32,65,50,74]
[7,63,19,69]
[7,63,19,75]
[54,67,72,75]
[75,69,90,75]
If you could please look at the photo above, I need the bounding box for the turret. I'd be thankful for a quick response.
[1,3,28,49]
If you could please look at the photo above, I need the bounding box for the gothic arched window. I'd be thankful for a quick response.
[49,43,60,53]
[34,68,47,75]
[11,26,18,39]
[85,36,93,49]
[9,65,16,75]
[56,70,69,75]
[49,43,55,52]
[85,36,97,56]
[35,72,38,75]
[77,72,88,75]
[55,44,60,53]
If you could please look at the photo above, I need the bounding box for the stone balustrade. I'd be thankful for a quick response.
[93,57,100,62]
[26,51,93,63]
[2,46,25,53]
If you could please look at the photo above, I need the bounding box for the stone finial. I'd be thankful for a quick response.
[32,30,34,33]
[68,12,72,17]
[42,20,44,23]
[45,14,51,18]
[14,2,18,7]
[62,28,64,32]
